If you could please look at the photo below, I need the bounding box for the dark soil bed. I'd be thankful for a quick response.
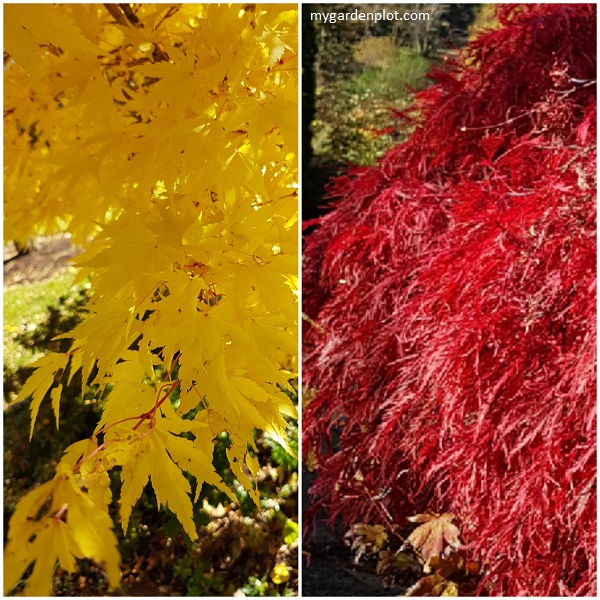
[302,471,404,597]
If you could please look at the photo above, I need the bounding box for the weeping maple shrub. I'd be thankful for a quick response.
[303,4,596,596]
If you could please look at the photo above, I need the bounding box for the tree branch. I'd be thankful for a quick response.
[119,3,140,27]
[103,4,128,26]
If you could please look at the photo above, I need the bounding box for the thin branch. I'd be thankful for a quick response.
[119,3,140,27]
[103,4,128,27]
[302,312,325,333]
[154,4,181,31]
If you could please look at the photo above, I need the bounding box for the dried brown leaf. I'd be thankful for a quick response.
[406,574,449,597]
[407,513,462,564]
[346,523,389,563]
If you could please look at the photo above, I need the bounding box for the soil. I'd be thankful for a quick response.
[302,471,403,597]
[3,236,82,289]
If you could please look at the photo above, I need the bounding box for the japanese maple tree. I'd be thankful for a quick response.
[303,4,596,596]
[4,4,297,595]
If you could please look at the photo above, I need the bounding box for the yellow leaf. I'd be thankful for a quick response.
[7,5,97,57]
[111,409,236,541]
[4,464,120,596]
[270,563,290,585]
[4,5,42,79]
[14,352,69,439]
[70,5,104,45]
[5,520,63,596]
[51,383,63,429]
[118,434,152,534]
[154,420,236,504]
[442,581,459,596]
[54,464,121,587]
[148,430,197,539]
[61,439,113,511]
[245,452,260,478]
[3,481,53,594]
[353,523,389,551]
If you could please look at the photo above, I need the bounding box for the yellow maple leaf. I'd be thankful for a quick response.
[3,463,120,596]
[107,406,235,539]
[13,352,69,439]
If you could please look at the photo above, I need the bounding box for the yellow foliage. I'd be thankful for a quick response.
[13,352,69,439]
[4,3,297,595]
[468,5,500,40]
[4,463,121,596]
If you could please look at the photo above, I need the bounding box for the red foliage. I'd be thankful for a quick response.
[303,5,596,596]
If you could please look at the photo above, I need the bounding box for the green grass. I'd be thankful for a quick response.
[4,270,84,377]
[352,47,432,101]
[312,46,432,167]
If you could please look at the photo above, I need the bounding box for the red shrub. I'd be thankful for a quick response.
[303,5,596,596]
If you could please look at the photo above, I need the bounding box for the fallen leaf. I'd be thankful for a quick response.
[304,446,319,472]
[270,563,290,585]
[406,574,446,596]
[347,523,389,563]
[407,513,461,568]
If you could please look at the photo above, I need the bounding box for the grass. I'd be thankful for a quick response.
[3,270,85,380]
[312,45,432,167]
[352,47,431,101]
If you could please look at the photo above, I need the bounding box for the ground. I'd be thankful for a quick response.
[4,236,81,289]
[302,472,404,597]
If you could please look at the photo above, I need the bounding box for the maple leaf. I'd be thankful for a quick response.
[14,352,69,439]
[406,513,462,569]
[107,406,236,540]
[61,438,113,512]
[4,5,42,80]
[405,574,459,597]
[347,523,389,563]
[3,463,120,597]
[7,5,97,58]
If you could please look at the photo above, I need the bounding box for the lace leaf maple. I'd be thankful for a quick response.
[4,3,297,596]
[303,4,595,596]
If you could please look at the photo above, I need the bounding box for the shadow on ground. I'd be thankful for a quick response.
[302,471,403,597]
[4,236,81,289]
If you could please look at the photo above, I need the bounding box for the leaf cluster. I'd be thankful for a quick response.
[345,516,481,596]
